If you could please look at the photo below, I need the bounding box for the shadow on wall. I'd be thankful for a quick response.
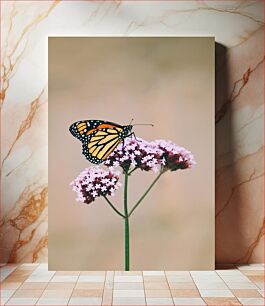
[215,43,246,265]
[215,43,230,264]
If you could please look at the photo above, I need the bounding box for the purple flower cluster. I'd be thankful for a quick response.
[104,137,161,172]
[70,166,121,204]
[153,139,196,171]
[104,137,196,172]
[71,138,195,205]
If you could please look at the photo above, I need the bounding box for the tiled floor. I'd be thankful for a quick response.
[0,264,264,305]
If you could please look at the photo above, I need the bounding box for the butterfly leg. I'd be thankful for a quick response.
[126,132,141,142]
[122,138,125,149]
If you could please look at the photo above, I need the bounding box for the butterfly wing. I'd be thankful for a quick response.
[69,120,124,140]
[82,128,122,164]
[69,120,104,141]
[69,120,124,164]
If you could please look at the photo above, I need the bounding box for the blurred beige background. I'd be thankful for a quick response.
[48,37,214,270]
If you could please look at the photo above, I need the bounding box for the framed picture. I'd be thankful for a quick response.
[48,37,214,270]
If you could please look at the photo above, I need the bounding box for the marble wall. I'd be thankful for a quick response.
[1,0,264,264]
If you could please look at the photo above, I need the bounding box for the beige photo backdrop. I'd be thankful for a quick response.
[48,37,214,270]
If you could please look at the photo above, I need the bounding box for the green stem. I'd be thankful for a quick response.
[103,196,126,218]
[124,171,130,271]
[128,167,138,175]
[128,171,165,217]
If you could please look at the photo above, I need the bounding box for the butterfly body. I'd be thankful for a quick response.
[69,120,133,164]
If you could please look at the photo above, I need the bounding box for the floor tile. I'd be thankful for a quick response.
[145,290,172,298]
[37,298,69,305]
[0,266,19,282]
[104,280,114,290]
[75,282,104,290]
[144,282,169,290]
[258,290,264,297]
[12,289,43,298]
[25,276,54,283]
[80,271,106,276]
[28,268,54,276]
[144,276,167,282]
[104,271,114,289]
[19,264,39,269]
[72,289,103,297]
[40,289,72,298]
[6,297,38,305]
[114,276,143,282]
[173,297,206,305]
[113,289,145,297]
[217,270,245,276]
[143,271,165,276]
[3,274,28,283]
[55,271,80,276]
[190,271,217,277]
[168,282,197,289]
[232,289,262,298]
[50,275,78,282]
[102,288,112,306]
[170,289,200,297]
[37,264,49,269]
[238,297,265,305]
[247,275,264,283]
[226,282,258,289]
[255,282,264,290]
[28,271,55,277]
[0,282,22,290]
[199,289,234,297]
[146,297,174,305]
[19,282,48,290]
[46,282,76,290]
[78,275,105,282]
[241,270,264,276]
[115,271,142,276]
[194,281,228,290]
[237,264,264,271]
[192,275,224,282]
[220,275,251,282]
[1,297,10,305]
[165,271,190,276]
[68,297,102,305]
[0,289,15,298]
[105,271,114,278]
[112,297,146,305]
[166,275,193,282]
[203,297,242,305]
[2,264,263,306]
[12,269,35,275]
[113,282,144,290]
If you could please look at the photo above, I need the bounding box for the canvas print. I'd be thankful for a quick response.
[48,37,214,270]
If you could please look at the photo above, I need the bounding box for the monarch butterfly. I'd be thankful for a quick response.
[69,119,152,164]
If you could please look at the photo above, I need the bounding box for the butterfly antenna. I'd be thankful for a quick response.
[132,123,154,127]
[129,118,134,125]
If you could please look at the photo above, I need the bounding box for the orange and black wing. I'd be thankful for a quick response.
[82,127,123,164]
[69,120,123,164]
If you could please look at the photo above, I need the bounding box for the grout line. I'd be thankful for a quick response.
[0,264,19,282]
[110,271,114,306]
[101,270,107,306]
[66,271,80,305]
[190,268,244,305]
[65,286,74,306]
[231,266,249,305]
[142,270,147,306]
[164,269,174,305]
